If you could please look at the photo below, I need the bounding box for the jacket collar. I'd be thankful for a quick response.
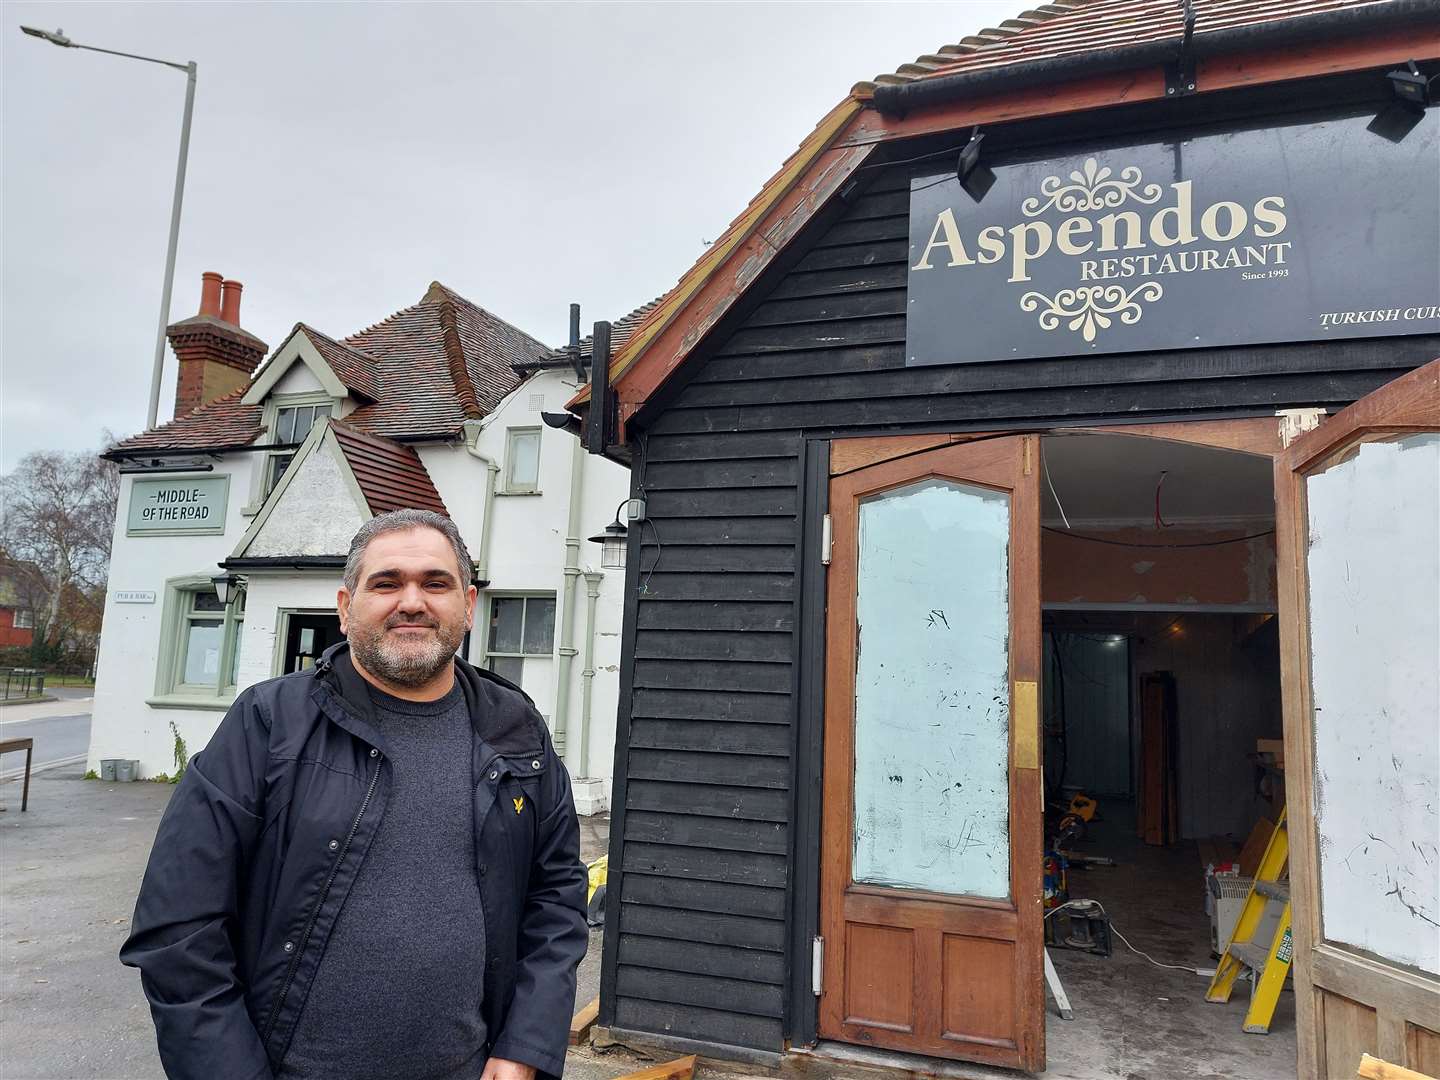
[312,641,547,762]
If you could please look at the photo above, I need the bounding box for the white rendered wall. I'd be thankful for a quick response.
[233,573,345,689]
[421,368,630,806]
[89,457,260,779]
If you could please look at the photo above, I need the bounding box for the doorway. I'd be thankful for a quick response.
[279,611,342,674]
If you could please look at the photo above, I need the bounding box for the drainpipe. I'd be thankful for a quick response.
[551,434,585,759]
[579,570,604,779]
[462,418,499,585]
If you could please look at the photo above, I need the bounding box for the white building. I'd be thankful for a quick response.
[89,274,633,812]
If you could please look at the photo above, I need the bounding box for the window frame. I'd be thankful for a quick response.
[149,575,246,710]
[245,391,339,512]
[503,427,542,495]
[12,609,34,630]
[480,592,556,685]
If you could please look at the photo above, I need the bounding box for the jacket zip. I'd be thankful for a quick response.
[260,751,382,1047]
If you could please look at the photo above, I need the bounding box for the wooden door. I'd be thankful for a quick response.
[1275,360,1440,1078]
[819,435,1044,1070]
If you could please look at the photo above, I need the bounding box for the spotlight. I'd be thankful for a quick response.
[1387,61,1434,109]
[955,127,995,203]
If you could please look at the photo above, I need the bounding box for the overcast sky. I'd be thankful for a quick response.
[2,1,1018,471]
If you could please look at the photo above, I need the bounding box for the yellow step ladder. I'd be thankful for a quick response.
[1206,807,1291,1033]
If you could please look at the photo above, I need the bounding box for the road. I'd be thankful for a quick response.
[0,691,93,784]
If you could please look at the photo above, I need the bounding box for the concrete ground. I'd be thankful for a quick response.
[2,751,1293,1080]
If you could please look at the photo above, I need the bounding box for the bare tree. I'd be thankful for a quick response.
[0,446,120,650]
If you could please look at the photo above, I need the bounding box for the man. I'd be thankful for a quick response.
[121,509,588,1080]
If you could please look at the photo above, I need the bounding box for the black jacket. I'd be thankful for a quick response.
[120,642,588,1080]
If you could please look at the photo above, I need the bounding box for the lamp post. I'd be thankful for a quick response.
[20,25,197,431]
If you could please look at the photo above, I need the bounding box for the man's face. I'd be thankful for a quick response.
[337,527,477,689]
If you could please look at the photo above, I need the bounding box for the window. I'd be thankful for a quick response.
[13,610,34,630]
[153,578,245,705]
[264,452,296,497]
[275,403,330,445]
[505,428,541,493]
[485,595,555,685]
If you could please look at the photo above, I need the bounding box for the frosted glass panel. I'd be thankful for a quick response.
[1307,433,1440,975]
[852,478,1012,899]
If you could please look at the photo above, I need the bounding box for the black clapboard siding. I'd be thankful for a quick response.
[645,457,799,489]
[628,748,790,788]
[639,518,799,546]
[619,935,786,984]
[642,430,800,461]
[633,573,794,603]
[632,658,791,694]
[626,779,790,823]
[643,488,796,518]
[650,370,1412,435]
[626,810,788,855]
[617,966,785,1019]
[621,899,786,948]
[630,718,791,756]
[634,630,791,664]
[636,545,795,573]
[607,141,1440,1055]
[613,998,784,1052]
[622,872,788,919]
[631,687,793,722]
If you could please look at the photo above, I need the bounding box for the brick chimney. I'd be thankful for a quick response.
[168,271,268,417]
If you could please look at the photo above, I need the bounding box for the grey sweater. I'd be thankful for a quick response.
[278,680,488,1080]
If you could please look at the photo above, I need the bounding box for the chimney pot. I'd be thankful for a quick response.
[219,279,243,326]
[199,272,223,317]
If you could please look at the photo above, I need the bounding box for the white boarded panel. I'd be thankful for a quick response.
[1307,433,1440,975]
[852,479,1011,899]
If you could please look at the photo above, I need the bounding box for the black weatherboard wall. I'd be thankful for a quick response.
[598,78,1440,1055]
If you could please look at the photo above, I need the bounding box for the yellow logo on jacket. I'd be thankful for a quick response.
[512,796,525,814]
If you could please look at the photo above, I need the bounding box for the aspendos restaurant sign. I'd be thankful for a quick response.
[904,110,1439,367]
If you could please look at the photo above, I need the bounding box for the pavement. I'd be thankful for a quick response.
[0,697,674,1080]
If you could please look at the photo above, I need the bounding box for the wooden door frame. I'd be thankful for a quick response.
[1273,360,1440,1076]
[817,434,1043,1069]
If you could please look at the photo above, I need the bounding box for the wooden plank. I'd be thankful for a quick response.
[611,1053,697,1080]
[626,779,790,825]
[570,996,600,1046]
[631,687,792,723]
[1322,991,1379,1080]
[643,487,797,518]
[628,749,790,788]
[744,286,906,328]
[1405,1025,1440,1077]
[621,871,787,919]
[829,433,954,476]
[1238,817,1277,878]
[634,630,793,665]
[631,574,795,603]
[644,457,799,489]
[1357,1054,1432,1080]
[622,841,787,888]
[619,902,786,951]
[629,718,792,757]
[649,371,1413,436]
[632,517,797,546]
[765,263,908,301]
[644,430,800,461]
[617,966,784,1018]
[633,545,796,574]
[613,996,783,1051]
[618,934,785,984]
[632,658,792,695]
[625,810,788,856]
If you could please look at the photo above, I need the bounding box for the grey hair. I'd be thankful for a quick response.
[343,509,473,593]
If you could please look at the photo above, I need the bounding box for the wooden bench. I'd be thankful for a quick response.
[0,737,34,811]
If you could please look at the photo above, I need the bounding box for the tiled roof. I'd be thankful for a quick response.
[342,282,551,439]
[106,282,552,456]
[297,325,382,401]
[106,388,264,455]
[329,419,450,519]
[853,0,1390,93]
[534,298,665,368]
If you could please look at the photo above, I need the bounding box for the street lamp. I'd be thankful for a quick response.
[20,25,197,432]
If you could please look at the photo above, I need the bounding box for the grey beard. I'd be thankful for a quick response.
[348,617,465,688]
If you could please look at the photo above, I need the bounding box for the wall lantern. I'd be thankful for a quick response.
[588,498,646,570]
[212,572,245,606]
